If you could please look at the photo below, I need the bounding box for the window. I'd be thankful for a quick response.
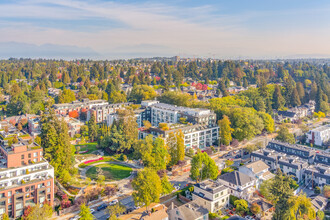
[8,191,12,197]
[28,153,31,158]
[21,155,24,159]
[176,211,180,215]
[47,181,51,186]
[47,188,50,193]
[34,158,37,162]
[8,198,12,203]
[33,152,38,157]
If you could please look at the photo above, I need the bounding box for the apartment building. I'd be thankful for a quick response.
[53,98,108,116]
[27,117,41,138]
[148,103,216,127]
[0,130,54,218]
[306,124,330,147]
[139,123,219,149]
[314,151,330,166]
[267,140,315,162]
[87,102,132,123]
[251,149,308,182]
[303,164,330,187]
[192,180,229,213]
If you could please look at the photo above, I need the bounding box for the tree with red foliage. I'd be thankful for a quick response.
[196,83,203,90]
[22,205,33,219]
[9,119,16,126]
[61,194,72,208]
[202,84,208,91]
[191,82,196,87]
[68,110,79,118]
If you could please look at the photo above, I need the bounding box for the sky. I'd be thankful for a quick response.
[0,0,330,59]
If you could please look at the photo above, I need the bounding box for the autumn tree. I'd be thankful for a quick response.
[79,203,94,220]
[132,168,162,210]
[276,125,295,144]
[218,115,233,146]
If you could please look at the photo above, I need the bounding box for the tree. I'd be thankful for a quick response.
[167,130,185,166]
[58,88,76,103]
[323,185,330,198]
[190,152,218,182]
[108,91,127,104]
[258,112,274,133]
[2,213,9,220]
[40,111,73,177]
[317,210,325,220]
[161,175,174,195]
[276,125,295,144]
[88,113,98,142]
[79,203,94,220]
[218,115,233,146]
[296,82,305,102]
[291,88,301,107]
[287,194,315,220]
[244,145,258,154]
[129,85,157,103]
[22,202,53,220]
[225,159,234,167]
[132,168,162,210]
[104,185,117,202]
[234,199,249,216]
[250,203,261,215]
[108,203,126,220]
[272,85,285,110]
[143,120,152,129]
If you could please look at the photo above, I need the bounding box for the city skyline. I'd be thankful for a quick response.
[0,0,330,59]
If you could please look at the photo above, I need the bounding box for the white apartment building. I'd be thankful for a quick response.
[306,124,330,147]
[192,180,229,213]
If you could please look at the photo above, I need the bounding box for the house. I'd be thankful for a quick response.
[218,171,256,200]
[119,203,168,220]
[278,156,308,182]
[251,149,282,170]
[238,160,274,188]
[192,180,229,213]
[306,124,330,147]
[311,195,328,211]
[168,200,209,220]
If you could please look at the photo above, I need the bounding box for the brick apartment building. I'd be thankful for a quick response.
[0,126,54,218]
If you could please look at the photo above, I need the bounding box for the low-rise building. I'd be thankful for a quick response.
[168,200,209,220]
[119,203,168,220]
[303,164,330,188]
[53,98,108,116]
[306,124,330,147]
[192,180,229,213]
[238,160,274,188]
[27,117,41,137]
[311,195,328,211]
[87,102,132,123]
[218,171,256,200]
[278,156,308,182]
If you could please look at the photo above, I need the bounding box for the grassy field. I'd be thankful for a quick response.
[75,142,98,154]
[86,163,132,181]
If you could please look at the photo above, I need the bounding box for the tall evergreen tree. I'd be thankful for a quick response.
[291,88,301,107]
[88,113,98,142]
[272,85,285,110]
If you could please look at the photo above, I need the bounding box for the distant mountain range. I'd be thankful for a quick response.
[0,42,99,59]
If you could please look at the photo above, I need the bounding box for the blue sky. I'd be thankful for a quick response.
[0,0,330,59]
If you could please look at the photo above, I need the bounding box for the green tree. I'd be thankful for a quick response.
[250,203,261,215]
[161,175,174,195]
[258,112,275,133]
[88,113,98,142]
[167,130,185,166]
[109,91,127,104]
[190,152,218,182]
[291,88,301,107]
[40,111,73,177]
[129,85,157,103]
[276,125,295,144]
[79,203,94,220]
[272,85,285,110]
[225,159,234,167]
[296,82,305,102]
[317,210,325,220]
[7,93,29,116]
[218,115,233,146]
[234,199,249,216]
[108,203,126,220]
[287,194,315,220]
[132,168,162,210]
[58,88,76,103]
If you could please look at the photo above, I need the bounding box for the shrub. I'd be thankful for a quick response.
[229,195,239,206]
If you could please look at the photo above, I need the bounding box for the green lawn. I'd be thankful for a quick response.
[75,142,98,153]
[85,163,132,181]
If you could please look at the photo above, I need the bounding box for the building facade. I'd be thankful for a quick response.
[306,125,330,147]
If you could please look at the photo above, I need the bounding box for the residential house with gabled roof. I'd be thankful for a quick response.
[239,160,274,188]
[167,200,209,220]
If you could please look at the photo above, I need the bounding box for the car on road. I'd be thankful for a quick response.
[109,199,118,206]
[90,208,95,214]
[235,154,241,158]
[97,203,108,211]
[174,185,180,190]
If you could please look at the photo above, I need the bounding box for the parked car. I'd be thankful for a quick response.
[97,203,108,211]
[90,208,95,214]
[109,199,118,206]
[70,215,80,220]
[174,185,180,190]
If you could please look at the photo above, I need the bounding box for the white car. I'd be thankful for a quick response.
[90,208,95,214]
[174,186,180,190]
[109,199,119,206]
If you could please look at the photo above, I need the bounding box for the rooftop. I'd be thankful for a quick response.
[195,179,227,194]
[152,103,211,116]
[311,124,330,132]
[219,171,255,186]
[244,160,269,174]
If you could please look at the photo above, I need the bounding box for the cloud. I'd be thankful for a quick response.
[0,0,330,59]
